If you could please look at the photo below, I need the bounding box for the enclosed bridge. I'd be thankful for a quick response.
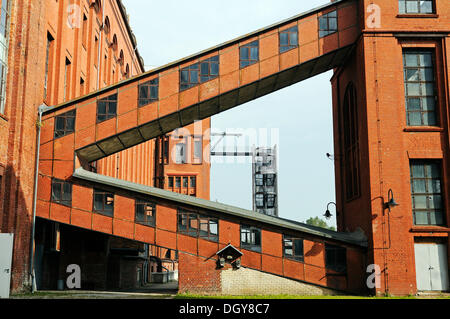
[37,0,369,295]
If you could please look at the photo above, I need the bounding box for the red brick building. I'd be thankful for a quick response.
[0,0,449,296]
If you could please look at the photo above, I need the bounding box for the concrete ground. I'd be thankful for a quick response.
[10,282,179,299]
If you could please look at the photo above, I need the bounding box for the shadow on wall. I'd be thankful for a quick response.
[1,165,33,294]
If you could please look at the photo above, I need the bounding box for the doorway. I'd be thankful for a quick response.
[414,242,449,291]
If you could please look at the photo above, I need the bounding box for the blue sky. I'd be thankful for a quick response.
[122,0,337,227]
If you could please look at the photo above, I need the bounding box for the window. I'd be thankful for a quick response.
[279,26,298,53]
[64,58,71,102]
[255,193,264,208]
[93,189,114,217]
[403,51,437,126]
[193,136,202,164]
[138,78,159,107]
[177,210,218,242]
[318,10,338,38]
[265,174,275,187]
[51,178,72,207]
[80,77,85,96]
[135,199,156,227]
[44,32,54,101]
[180,55,219,91]
[94,36,99,68]
[410,160,444,226]
[266,194,276,209]
[342,83,361,200]
[283,236,304,262]
[167,175,197,196]
[399,0,434,14]
[255,174,264,186]
[200,56,219,83]
[180,63,199,91]
[241,225,261,252]
[325,244,347,273]
[175,142,187,164]
[199,215,218,242]
[82,14,88,48]
[240,41,259,68]
[0,0,10,114]
[54,110,76,139]
[97,93,117,123]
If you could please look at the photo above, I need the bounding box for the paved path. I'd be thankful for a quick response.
[11,282,179,299]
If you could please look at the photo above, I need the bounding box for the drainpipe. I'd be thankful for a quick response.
[30,104,45,293]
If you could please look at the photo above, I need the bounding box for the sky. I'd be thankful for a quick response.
[122,0,337,227]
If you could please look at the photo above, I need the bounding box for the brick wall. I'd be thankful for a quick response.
[221,267,340,296]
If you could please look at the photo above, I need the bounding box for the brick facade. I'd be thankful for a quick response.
[2,0,449,296]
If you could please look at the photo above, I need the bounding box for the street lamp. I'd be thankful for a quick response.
[324,202,339,220]
[385,189,399,212]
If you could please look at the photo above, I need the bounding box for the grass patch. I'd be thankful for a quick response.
[175,293,449,300]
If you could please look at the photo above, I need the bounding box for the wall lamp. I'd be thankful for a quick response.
[385,189,399,211]
[324,202,339,220]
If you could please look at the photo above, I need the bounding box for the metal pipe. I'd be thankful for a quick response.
[30,105,45,293]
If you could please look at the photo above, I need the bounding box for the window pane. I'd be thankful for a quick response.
[406,1,418,13]
[412,179,426,193]
[408,112,422,126]
[250,47,258,60]
[407,83,421,96]
[240,47,248,60]
[419,53,433,67]
[407,98,421,110]
[411,164,425,177]
[319,16,328,30]
[290,31,298,45]
[200,62,209,76]
[52,182,61,201]
[421,1,433,13]
[406,69,419,81]
[423,112,436,126]
[328,17,337,30]
[280,32,289,46]
[414,211,429,225]
[404,54,418,67]
[413,195,427,209]
[428,179,441,193]
[429,211,443,225]
[428,195,442,209]
[190,70,198,83]
[180,70,189,83]
[429,163,440,178]
[210,62,219,75]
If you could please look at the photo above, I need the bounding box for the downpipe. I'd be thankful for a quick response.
[30,104,45,293]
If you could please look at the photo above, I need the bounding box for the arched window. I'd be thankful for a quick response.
[342,83,360,200]
[118,50,124,66]
[103,16,110,34]
[91,0,101,14]
[125,64,130,78]
[111,34,118,51]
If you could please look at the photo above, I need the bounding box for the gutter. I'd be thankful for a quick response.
[30,104,45,293]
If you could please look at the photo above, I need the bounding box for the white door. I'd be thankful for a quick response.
[0,233,14,299]
[415,243,449,291]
